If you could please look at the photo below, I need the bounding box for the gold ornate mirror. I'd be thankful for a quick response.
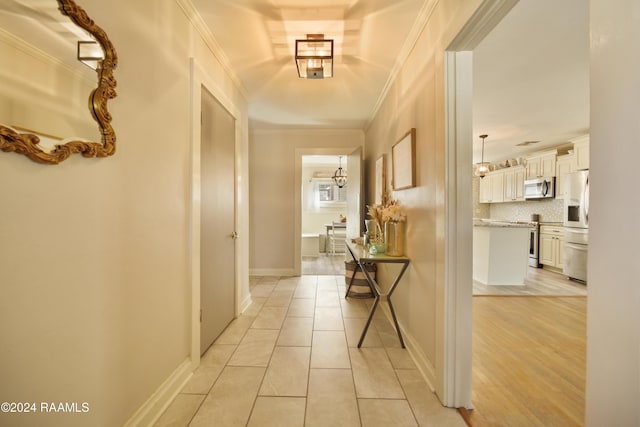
[0,0,117,165]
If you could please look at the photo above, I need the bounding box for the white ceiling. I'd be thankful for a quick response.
[191,0,428,129]
[190,0,589,162]
[472,0,589,163]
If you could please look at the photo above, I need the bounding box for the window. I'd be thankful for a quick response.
[317,181,346,204]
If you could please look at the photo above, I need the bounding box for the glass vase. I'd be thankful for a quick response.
[384,221,405,256]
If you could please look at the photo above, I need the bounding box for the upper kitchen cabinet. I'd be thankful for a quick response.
[525,150,557,179]
[555,154,574,199]
[479,170,505,203]
[571,135,590,170]
[504,166,526,202]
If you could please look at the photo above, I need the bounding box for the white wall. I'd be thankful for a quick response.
[364,0,484,400]
[587,0,640,424]
[0,1,249,426]
[249,129,362,274]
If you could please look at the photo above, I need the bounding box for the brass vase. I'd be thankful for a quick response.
[384,221,405,256]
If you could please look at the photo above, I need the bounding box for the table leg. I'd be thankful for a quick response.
[358,294,380,348]
[345,263,358,298]
[386,297,405,348]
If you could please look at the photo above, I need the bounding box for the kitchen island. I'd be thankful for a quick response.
[473,220,530,285]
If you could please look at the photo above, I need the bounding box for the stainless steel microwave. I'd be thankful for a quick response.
[524,177,555,199]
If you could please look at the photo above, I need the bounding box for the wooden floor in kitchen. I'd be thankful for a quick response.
[464,268,587,427]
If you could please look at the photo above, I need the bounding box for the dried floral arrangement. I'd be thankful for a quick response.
[366,191,407,235]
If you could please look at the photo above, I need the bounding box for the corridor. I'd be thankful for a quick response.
[154,275,465,426]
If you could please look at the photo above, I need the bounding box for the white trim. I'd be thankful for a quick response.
[176,0,249,100]
[189,58,244,367]
[442,50,474,409]
[376,304,438,392]
[249,268,296,277]
[123,358,192,427]
[365,0,438,130]
[447,0,518,51]
[294,147,359,276]
[442,0,518,409]
[0,28,95,86]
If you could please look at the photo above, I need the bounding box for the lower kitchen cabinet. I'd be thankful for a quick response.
[539,225,564,270]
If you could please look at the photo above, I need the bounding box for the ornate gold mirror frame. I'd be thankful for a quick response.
[0,0,117,165]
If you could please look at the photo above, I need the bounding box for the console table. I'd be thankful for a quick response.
[345,240,410,348]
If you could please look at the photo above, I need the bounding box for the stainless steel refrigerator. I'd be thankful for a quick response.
[563,170,589,282]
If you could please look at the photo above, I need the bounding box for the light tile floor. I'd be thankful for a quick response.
[154,275,466,427]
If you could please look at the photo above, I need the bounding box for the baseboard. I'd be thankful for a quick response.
[249,268,296,277]
[123,358,193,427]
[239,292,253,314]
[378,304,438,392]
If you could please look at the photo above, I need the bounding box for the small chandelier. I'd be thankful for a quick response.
[295,34,333,79]
[476,134,490,178]
[332,156,347,188]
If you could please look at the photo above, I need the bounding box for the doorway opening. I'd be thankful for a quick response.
[300,155,348,275]
[444,0,588,422]
[294,147,362,276]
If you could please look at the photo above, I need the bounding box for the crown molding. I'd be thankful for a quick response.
[175,0,249,101]
[364,0,439,131]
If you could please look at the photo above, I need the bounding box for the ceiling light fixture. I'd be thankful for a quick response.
[332,156,347,188]
[295,34,333,79]
[77,40,104,70]
[476,134,490,178]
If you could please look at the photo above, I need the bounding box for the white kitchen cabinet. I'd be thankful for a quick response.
[572,137,590,170]
[479,175,491,203]
[525,150,557,178]
[503,166,525,201]
[539,225,564,270]
[555,154,574,199]
[490,170,505,203]
[479,170,505,203]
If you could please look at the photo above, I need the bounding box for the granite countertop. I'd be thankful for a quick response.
[473,219,534,228]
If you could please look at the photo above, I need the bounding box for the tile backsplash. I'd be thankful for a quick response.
[472,177,564,222]
[490,198,564,222]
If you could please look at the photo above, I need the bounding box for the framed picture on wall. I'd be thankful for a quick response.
[391,128,416,190]
[375,154,386,204]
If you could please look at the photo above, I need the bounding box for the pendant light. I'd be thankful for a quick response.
[476,134,490,178]
[332,156,347,188]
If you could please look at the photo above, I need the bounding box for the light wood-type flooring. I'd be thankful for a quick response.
[302,254,346,275]
[464,295,587,426]
[474,266,587,296]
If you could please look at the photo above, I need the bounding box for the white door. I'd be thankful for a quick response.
[200,87,236,355]
[346,147,363,239]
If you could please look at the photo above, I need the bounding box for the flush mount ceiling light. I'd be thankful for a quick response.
[77,40,104,70]
[476,134,490,178]
[332,156,347,188]
[295,34,333,79]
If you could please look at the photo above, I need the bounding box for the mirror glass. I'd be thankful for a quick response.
[0,0,116,164]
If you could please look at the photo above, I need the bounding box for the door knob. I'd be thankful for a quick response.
[230,231,238,239]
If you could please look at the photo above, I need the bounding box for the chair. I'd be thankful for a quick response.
[329,221,347,254]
